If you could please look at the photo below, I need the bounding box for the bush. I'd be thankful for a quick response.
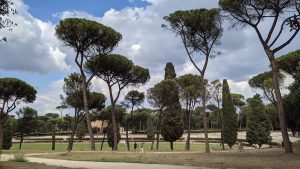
[107,124,120,148]
[10,152,27,162]
[3,125,12,150]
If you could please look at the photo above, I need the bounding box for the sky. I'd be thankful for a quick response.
[0,0,299,116]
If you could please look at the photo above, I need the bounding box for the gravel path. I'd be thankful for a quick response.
[1,154,208,169]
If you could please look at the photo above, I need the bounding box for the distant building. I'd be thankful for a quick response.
[91,120,125,134]
[91,120,108,133]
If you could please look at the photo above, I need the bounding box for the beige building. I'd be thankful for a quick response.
[91,120,108,133]
[91,120,125,133]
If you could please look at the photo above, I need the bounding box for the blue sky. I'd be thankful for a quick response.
[23,0,149,22]
[1,0,299,115]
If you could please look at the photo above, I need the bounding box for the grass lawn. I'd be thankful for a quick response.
[6,142,227,153]
[31,142,300,169]
[0,161,84,169]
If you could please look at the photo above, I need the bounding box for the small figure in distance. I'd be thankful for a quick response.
[140,142,144,153]
[238,142,244,152]
[134,141,137,153]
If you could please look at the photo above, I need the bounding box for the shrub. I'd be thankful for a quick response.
[10,152,27,162]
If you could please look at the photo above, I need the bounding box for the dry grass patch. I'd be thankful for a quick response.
[34,147,300,169]
[0,161,85,169]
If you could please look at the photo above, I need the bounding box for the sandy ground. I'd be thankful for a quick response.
[0,154,208,169]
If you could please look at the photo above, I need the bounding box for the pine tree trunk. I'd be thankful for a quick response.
[111,103,118,151]
[0,117,3,150]
[150,138,154,151]
[19,132,23,150]
[82,79,95,151]
[156,110,162,151]
[218,101,225,150]
[239,113,243,129]
[67,120,78,152]
[201,77,210,153]
[100,132,106,151]
[268,51,293,153]
[185,109,191,151]
[67,131,75,152]
[126,122,130,151]
[130,106,134,134]
[170,141,173,151]
[52,126,55,150]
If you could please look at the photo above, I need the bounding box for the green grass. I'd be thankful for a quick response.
[8,142,226,153]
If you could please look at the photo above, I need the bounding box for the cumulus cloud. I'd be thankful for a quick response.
[54,0,299,104]
[0,0,71,74]
[4,0,300,113]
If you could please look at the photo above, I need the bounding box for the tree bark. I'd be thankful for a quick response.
[19,132,23,150]
[201,77,210,153]
[100,132,107,151]
[67,130,75,152]
[218,105,225,150]
[130,106,135,134]
[0,119,3,150]
[82,79,95,151]
[126,122,130,151]
[67,120,78,152]
[111,103,118,151]
[52,125,55,151]
[170,141,173,151]
[156,110,162,151]
[150,137,154,151]
[185,109,192,151]
[268,51,293,153]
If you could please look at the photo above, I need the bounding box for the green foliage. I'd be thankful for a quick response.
[177,74,201,106]
[16,107,38,134]
[219,0,300,31]
[76,121,87,140]
[63,72,106,111]
[222,79,237,148]
[147,80,181,109]
[146,115,155,140]
[163,8,222,58]
[231,93,245,110]
[0,78,37,113]
[265,104,279,130]
[246,94,271,148]
[165,62,176,80]
[276,50,300,76]
[161,107,184,146]
[123,90,145,109]
[283,70,300,135]
[101,105,126,123]
[3,120,12,149]
[107,123,120,148]
[87,54,150,87]
[55,18,122,55]
[0,0,16,42]
[248,71,284,104]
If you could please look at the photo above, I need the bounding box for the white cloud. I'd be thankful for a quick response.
[0,0,71,73]
[53,0,299,106]
[3,0,300,113]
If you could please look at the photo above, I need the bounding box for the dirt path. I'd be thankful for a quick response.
[1,154,208,169]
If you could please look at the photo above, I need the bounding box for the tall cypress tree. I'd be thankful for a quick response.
[161,62,184,151]
[147,115,155,150]
[165,62,176,80]
[222,79,238,148]
[246,94,271,148]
